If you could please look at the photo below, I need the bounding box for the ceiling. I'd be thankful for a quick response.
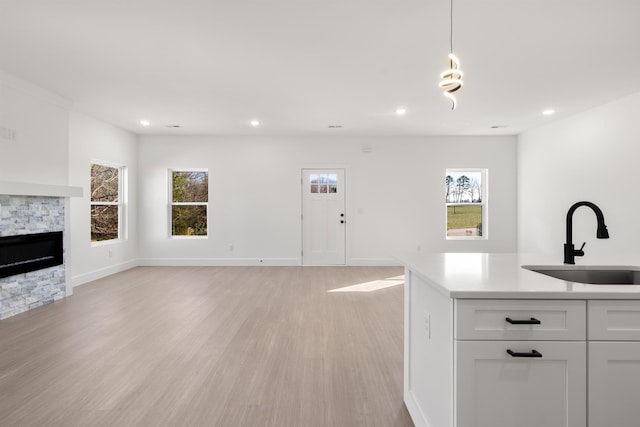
[1,0,639,136]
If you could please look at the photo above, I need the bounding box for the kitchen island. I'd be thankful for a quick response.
[400,252,640,427]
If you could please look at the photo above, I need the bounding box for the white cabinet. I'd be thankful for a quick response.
[402,273,588,427]
[588,342,640,427]
[588,299,640,340]
[456,299,586,341]
[455,300,586,427]
[587,300,640,427]
[456,341,586,427]
[403,269,640,427]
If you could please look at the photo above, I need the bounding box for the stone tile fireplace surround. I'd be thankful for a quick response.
[0,182,81,320]
[0,196,65,319]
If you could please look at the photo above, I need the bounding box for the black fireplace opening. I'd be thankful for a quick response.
[0,231,63,279]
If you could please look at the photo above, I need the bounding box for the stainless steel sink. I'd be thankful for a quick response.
[522,265,640,285]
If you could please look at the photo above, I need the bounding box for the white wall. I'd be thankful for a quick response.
[68,111,138,286]
[518,91,640,257]
[0,71,71,184]
[138,135,517,265]
[0,70,78,296]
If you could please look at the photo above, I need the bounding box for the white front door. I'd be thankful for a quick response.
[302,169,346,265]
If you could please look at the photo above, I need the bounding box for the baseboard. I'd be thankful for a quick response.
[69,258,399,287]
[138,257,401,267]
[348,258,402,266]
[404,389,428,427]
[138,257,300,266]
[70,259,139,288]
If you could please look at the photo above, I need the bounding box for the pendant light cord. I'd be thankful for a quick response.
[440,0,462,110]
[450,0,454,54]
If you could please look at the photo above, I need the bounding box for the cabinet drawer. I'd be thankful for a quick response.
[455,299,586,341]
[456,340,587,427]
[589,300,640,341]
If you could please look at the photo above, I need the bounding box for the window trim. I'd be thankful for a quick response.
[445,168,487,240]
[169,168,209,239]
[90,160,126,246]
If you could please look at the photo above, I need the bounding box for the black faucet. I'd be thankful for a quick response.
[564,201,609,264]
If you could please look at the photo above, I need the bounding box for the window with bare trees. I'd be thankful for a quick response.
[171,170,208,237]
[91,163,124,242]
[309,173,338,193]
[445,169,487,239]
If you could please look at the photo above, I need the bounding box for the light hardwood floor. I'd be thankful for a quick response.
[0,266,414,427]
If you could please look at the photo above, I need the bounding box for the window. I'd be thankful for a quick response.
[171,170,208,237]
[446,169,486,238]
[91,162,125,242]
[309,173,338,193]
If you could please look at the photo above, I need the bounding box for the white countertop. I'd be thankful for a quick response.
[398,252,640,299]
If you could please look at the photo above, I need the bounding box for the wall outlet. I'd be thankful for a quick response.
[229,244,234,252]
[424,310,431,339]
[108,249,113,258]
[0,126,17,142]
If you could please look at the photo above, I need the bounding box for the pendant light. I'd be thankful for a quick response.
[439,0,463,110]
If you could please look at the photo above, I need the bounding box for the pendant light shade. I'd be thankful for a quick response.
[439,53,463,110]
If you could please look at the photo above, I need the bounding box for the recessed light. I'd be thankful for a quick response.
[165,125,181,128]
[250,120,260,127]
[490,125,508,129]
[542,109,556,116]
[328,125,343,129]
[396,108,407,116]
[140,120,151,126]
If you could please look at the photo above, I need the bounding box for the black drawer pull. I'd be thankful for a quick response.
[505,317,541,325]
[507,349,543,358]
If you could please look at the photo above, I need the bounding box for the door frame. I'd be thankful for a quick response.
[300,167,349,265]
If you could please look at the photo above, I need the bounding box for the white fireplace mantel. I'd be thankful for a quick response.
[0,181,83,198]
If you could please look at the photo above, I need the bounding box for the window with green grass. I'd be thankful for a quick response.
[170,170,208,237]
[446,169,486,238]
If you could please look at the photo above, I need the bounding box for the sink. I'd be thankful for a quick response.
[522,265,640,285]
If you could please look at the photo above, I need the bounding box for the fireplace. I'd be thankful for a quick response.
[0,231,63,279]
[1,192,74,320]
